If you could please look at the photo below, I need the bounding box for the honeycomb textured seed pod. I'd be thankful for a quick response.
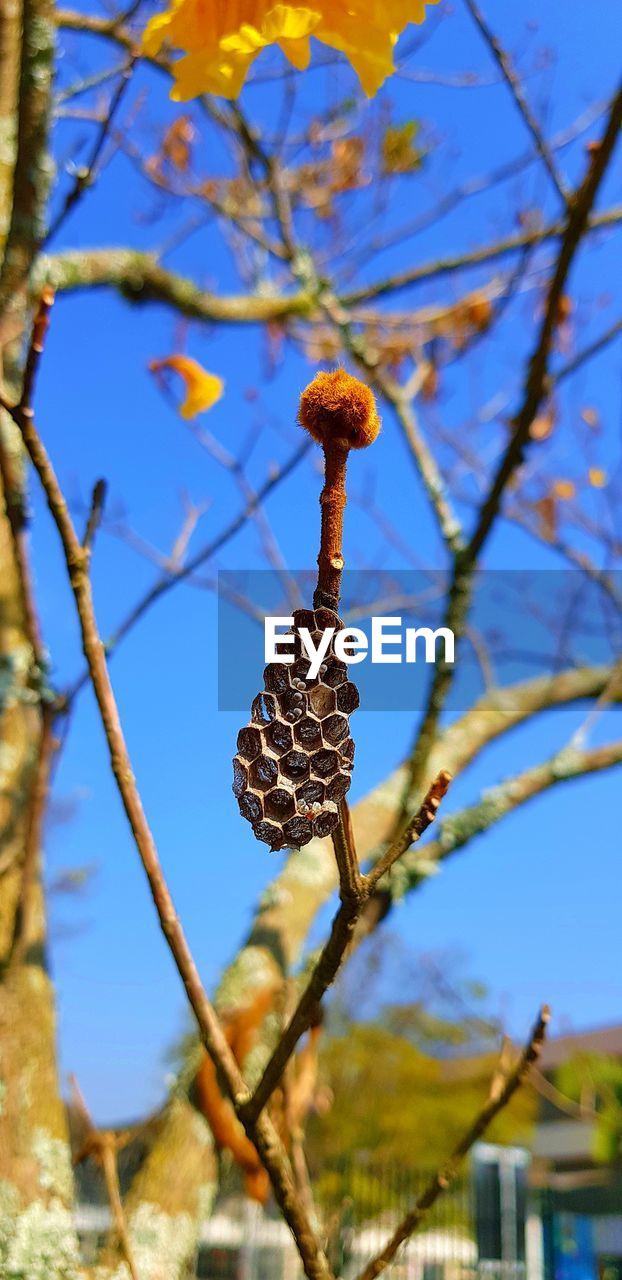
[233,607,359,850]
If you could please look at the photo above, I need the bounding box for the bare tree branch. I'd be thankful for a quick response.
[365,770,452,892]
[346,98,607,270]
[39,248,315,324]
[355,1008,550,1280]
[553,314,622,385]
[391,81,622,822]
[468,80,622,562]
[399,736,622,899]
[70,1075,140,1280]
[462,0,568,204]
[341,204,622,308]
[242,772,451,1127]
[62,436,311,705]
[46,55,137,244]
[3,303,332,1280]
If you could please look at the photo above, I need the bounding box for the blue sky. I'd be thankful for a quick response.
[32,0,622,1123]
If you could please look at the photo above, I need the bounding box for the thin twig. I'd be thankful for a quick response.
[341,204,622,308]
[62,438,311,704]
[21,286,55,409]
[462,0,568,205]
[82,477,107,551]
[70,1075,139,1280]
[0,291,56,959]
[366,365,463,556]
[468,79,622,562]
[241,897,359,1127]
[392,80,622,824]
[344,98,607,272]
[333,799,363,901]
[45,55,137,244]
[553,314,622,386]
[364,771,452,893]
[0,288,53,657]
[398,738,622,898]
[311,285,465,556]
[183,418,300,609]
[355,1007,550,1280]
[55,60,131,106]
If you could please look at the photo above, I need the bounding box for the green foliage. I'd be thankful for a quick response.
[555,1053,622,1165]
[306,942,537,1214]
[308,1022,535,1201]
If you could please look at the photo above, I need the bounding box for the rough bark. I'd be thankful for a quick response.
[99,1099,217,1280]
[0,0,21,257]
[0,0,81,1272]
[0,483,80,1275]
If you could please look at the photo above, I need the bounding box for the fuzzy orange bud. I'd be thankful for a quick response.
[299,368,380,451]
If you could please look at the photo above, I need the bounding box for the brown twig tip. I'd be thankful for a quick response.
[299,368,381,451]
[364,768,452,893]
[32,287,55,350]
[419,769,452,822]
[20,288,56,411]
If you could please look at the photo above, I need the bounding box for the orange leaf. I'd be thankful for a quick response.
[530,408,555,440]
[551,479,576,500]
[588,467,607,488]
[162,115,195,170]
[149,355,224,418]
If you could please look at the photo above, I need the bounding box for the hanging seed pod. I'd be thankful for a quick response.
[233,368,379,851]
[233,607,358,850]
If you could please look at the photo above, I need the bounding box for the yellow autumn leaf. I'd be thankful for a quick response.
[142,0,439,102]
[588,466,607,488]
[149,355,224,418]
[551,479,576,500]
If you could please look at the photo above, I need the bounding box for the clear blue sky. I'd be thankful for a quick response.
[33,0,622,1123]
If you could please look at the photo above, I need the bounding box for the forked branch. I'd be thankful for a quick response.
[242,770,452,1127]
[70,1075,139,1280]
[2,297,332,1280]
[355,1007,550,1280]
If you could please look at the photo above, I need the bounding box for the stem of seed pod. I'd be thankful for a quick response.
[297,368,380,893]
[298,368,381,612]
[315,439,348,611]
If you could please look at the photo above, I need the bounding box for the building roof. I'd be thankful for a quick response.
[540,1023,622,1070]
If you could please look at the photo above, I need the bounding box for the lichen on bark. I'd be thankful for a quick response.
[0,1185,81,1280]
[99,1097,216,1276]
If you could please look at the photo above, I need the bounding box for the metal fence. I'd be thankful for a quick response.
[195,1145,531,1280]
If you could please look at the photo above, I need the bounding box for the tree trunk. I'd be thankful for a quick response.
[0,482,80,1274]
[0,1,81,1272]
